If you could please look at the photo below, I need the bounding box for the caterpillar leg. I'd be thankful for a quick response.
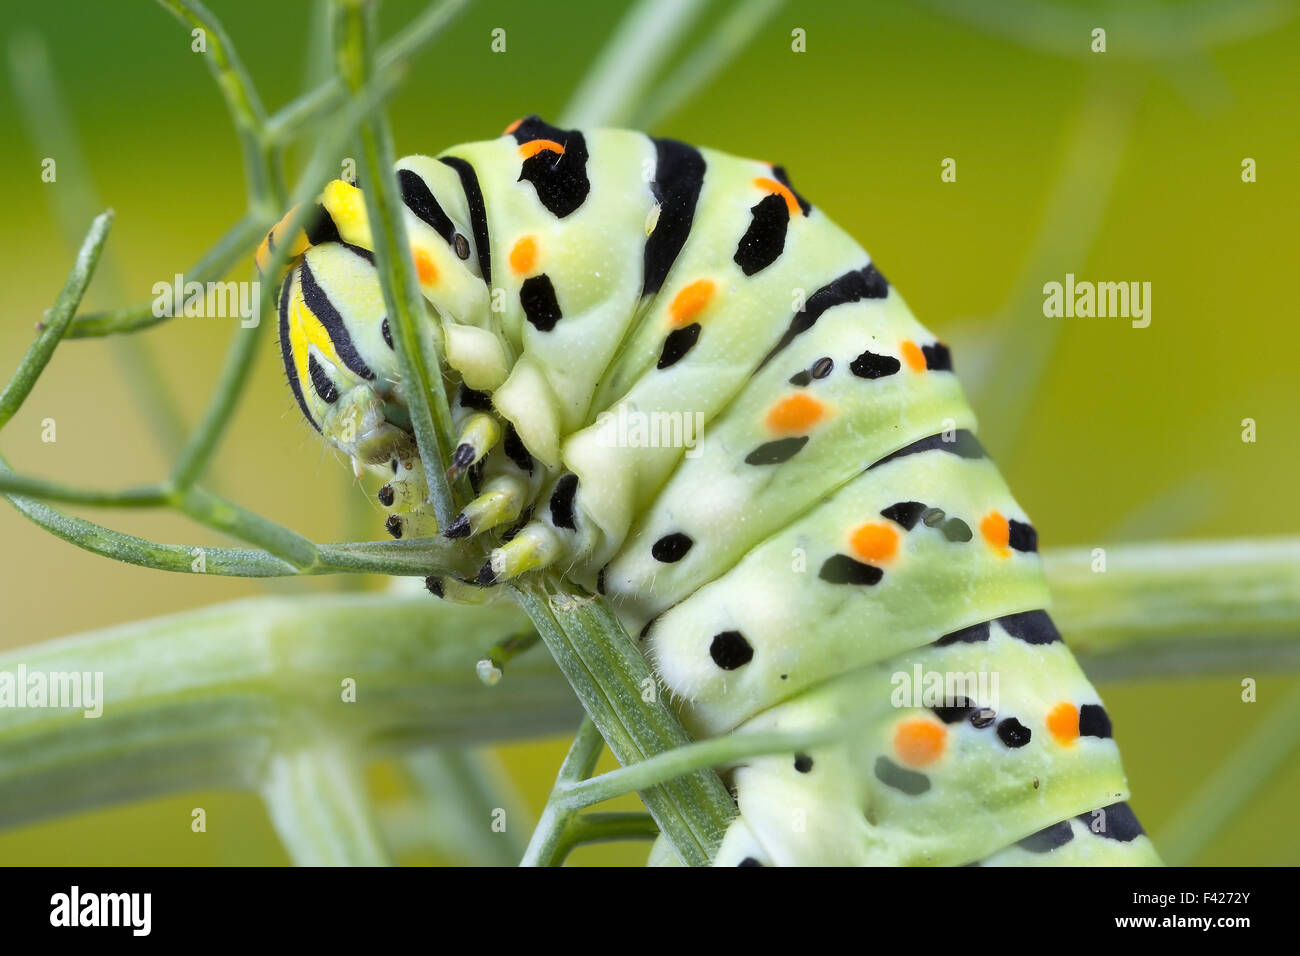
[477,522,561,585]
[445,474,528,540]
[424,574,505,605]
[385,507,438,539]
[447,412,502,480]
[377,457,429,510]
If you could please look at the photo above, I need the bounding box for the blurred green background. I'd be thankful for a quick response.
[0,0,1296,865]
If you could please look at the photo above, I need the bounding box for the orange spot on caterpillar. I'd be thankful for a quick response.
[1047,702,1080,745]
[753,176,801,216]
[510,237,538,275]
[765,393,826,434]
[850,522,899,564]
[518,139,566,159]
[668,279,715,326]
[894,718,946,767]
[980,510,1011,557]
[413,247,438,285]
[901,339,926,372]
[503,117,524,134]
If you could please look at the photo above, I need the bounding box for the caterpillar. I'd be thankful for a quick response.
[258,116,1161,867]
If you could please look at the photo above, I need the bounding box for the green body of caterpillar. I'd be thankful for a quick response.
[261,116,1161,866]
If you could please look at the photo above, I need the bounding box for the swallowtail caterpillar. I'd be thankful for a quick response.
[259,116,1161,866]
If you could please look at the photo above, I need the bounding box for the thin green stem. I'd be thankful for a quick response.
[520,717,606,866]
[266,0,471,145]
[513,580,736,866]
[335,0,458,528]
[169,311,266,490]
[633,0,787,130]
[0,211,112,432]
[313,538,480,578]
[557,724,860,812]
[7,30,186,449]
[0,471,168,507]
[1,469,481,578]
[157,0,282,207]
[559,0,709,127]
[175,485,319,568]
[65,214,268,338]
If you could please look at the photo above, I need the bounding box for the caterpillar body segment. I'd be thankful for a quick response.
[267,116,1158,867]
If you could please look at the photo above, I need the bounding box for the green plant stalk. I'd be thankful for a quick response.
[1043,538,1300,680]
[261,744,391,866]
[0,595,576,831]
[513,581,735,866]
[971,69,1139,455]
[0,536,1295,848]
[335,0,459,529]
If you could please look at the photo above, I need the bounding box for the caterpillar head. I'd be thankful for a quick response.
[276,240,416,472]
[260,169,489,476]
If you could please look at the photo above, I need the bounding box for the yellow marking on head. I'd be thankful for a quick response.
[503,117,524,135]
[321,179,373,248]
[286,274,348,400]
